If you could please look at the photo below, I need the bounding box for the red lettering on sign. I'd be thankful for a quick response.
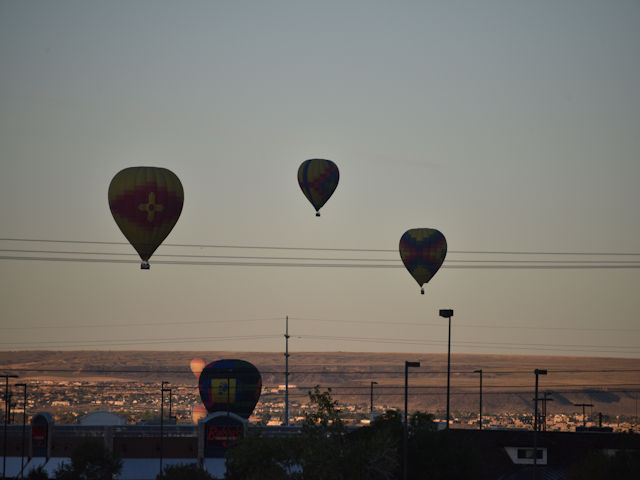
[206,425,243,447]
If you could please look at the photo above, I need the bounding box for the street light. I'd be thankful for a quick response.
[533,369,547,478]
[14,384,26,479]
[473,369,483,430]
[2,374,18,480]
[370,381,378,416]
[403,361,420,480]
[160,381,171,478]
[439,309,453,429]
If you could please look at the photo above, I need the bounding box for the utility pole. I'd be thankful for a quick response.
[574,403,593,428]
[370,381,378,416]
[533,369,547,480]
[15,384,26,479]
[541,392,553,432]
[284,315,290,426]
[2,374,18,480]
[473,369,483,430]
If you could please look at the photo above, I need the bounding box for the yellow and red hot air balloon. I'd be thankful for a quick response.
[297,159,339,216]
[192,403,207,423]
[399,228,447,294]
[190,358,206,379]
[108,167,184,269]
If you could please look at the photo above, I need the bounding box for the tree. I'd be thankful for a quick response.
[157,463,217,480]
[568,449,640,480]
[26,465,49,480]
[54,439,122,480]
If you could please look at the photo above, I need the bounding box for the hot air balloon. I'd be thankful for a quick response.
[297,159,339,216]
[399,228,447,294]
[190,358,206,379]
[192,403,207,423]
[108,167,184,269]
[198,359,262,419]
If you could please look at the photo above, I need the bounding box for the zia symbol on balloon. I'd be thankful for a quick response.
[138,192,164,222]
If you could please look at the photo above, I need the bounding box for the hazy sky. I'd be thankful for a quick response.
[1,0,639,358]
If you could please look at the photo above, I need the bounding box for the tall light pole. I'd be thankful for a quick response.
[14,384,26,479]
[473,369,483,430]
[439,309,453,429]
[403,361,420,480]
[284,315,290,426]
[370,381,378,416]
[2,374,18,480]
[533,369,547,478]
[160,381,170,478]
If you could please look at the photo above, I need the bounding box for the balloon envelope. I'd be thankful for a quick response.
[297,159,339,216]
[108,166,184,268]
[198,359,262,419]
[399,228,447,293]
[190,358,206,379]
[192,403,207,423]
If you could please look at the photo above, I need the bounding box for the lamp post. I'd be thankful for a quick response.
[403,361,420,480]
[2,374,18,480]
[439,309,453,429]
[284,315,290,426]
[533,369,547,478]
[14,384,26,479]
[370,381,378,416]
[160,381,170,478]
[473,369,483,430]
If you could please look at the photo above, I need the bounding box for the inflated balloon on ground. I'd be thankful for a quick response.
[198,359,262,419]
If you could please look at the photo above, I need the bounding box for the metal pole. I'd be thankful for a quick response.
[474,370,482,430]
[2,374,18,480]
[160,381,169,478]
[403,361,420,480]
[403,363,409,480]
[15,384,26,479]
[284,315,290,426]
[370,381,377,416]
[446,316,451,429]
[533,369,547,479]
[439,309,453,430]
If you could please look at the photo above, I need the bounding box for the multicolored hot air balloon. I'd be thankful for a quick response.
[198,359,262,419]
[108,167,184,269]
[399,228,447,294]
[297,159,339,216]
[190,358,206,379]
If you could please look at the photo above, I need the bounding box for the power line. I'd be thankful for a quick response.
[2,332,639,352]
[3,255,639,269]
[3,315,638,333]
[3,237,640,256]
[2,248,640,265]
[5,366,640,375]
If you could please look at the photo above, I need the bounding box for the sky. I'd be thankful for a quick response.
[1,0,639,358]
